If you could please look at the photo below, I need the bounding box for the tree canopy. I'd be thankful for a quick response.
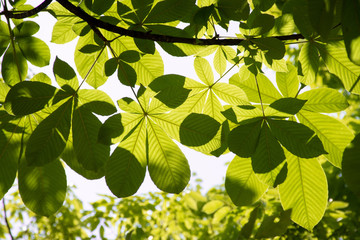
[1,0,360,236]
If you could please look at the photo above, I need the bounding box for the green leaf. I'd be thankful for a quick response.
[213,47,227,75]
[255,209,292,238]
[276,63,299,97]
[0,126,21,199]
[0,20,10,56]
[298,88,349,113]
[17,36,50,67]
[298,42,319,85]
[98,114,124,145]
[117,97,143,113]
[53,56,79,91]
[252,0,275,11]
[269,98,307,115]
[77,89,116,116]
[2,46,28,86]
[279,153,328,231]
[316,41,360,94]
[202,200,224,214]
[106,146,146,197]
[216,0,249,22]
[297,111,354,168]
[226,105,263,122]
[18,159,67,216]
[89,0,115,15]
[13,21,39,37]
[79,44,102,54]
[145,0,195,23]
[342,133,360,198]
[75,32,108,88]
[131,50,164,86]
[51,18,78,44]
[308,0,336,40]
[25,99,73,166]
[119,50,141,63]
[134,38,155,54]
[342,0,360,65]
[194,57,214,85]
[228,119,262,158]
[212,82,248,105]
[179,113,220,147]
[72,107,110,171]
[149,74,191,108]
[117,60,137,87]
[230,73,282,103]
[283,0,315,39]
[251,37,285,60]
[212,206,231,224]
[104,58,118,77]
[240,11,274,36]
[225,156,268,206]
[251,122,287,187]
[61,131,105,180]
[267,119,327,158]
[31,73,52,84]
[147,121,190,193]
[4,81,56,116]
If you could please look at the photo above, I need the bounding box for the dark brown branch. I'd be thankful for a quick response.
[0,0,53,19]
[2,199,14,240]
[57,0,304,46]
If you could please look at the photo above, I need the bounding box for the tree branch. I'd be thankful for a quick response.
[0,0,53,19]
[2,199,14,240]
[56,0,304,46]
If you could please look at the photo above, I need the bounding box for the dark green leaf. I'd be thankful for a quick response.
[255,209,292,238]
[134,38,155,54]
[180,113,220,147]
[61,133,105,180]
[53,56,79,91]
[269,98,307,115]
[342,133,360,198]
[104,58,118,77]
[149,74,191,108]
[342,0,360,65]
[18,36,50,67]
[79,44,102,54]
[25,99,73,166]
[72,107,110,171]
[4,81,56,116]
[119,50,141,63]
[308,0,336,40]
[240,10,274,36]
[145,0,196,23]
[228,119,262,158]
[13,21,39,37]
[0,20,10,56]
[251,122,287,187]
[225,156,268,206]
[18,159,66,216]
[252,0,275,11]
[105,146,146,197]
[267,119,327,158]
[98,114,124,145]
[78,89,117,116]
[2,46,28,86]
[89,0,115,15]
[117,60,137,87]
[193,5,214,26]
[251,37,285,60]
[216,0,249,22]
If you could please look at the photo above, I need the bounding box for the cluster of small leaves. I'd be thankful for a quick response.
[0,0,360,234]
[1,178,359,239]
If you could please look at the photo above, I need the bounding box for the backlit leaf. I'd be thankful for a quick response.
[279,153,328,231]
[342,133,360,198]
[342,0,360,65]
[18,159,67,216]
[225,156,268,206]
[276,63,299,97]
[298,42,319,85]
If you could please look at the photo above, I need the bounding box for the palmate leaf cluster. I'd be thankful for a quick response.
[0,0,359,233]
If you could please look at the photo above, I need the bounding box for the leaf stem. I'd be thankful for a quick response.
[107,44,147,114]
[211,56,244,87]
[76,44,106,92]
[254,75,266,118]
[2,198,14,240]
[4,3,23,83]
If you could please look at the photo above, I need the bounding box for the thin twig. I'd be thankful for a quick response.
[2,199,14,240]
